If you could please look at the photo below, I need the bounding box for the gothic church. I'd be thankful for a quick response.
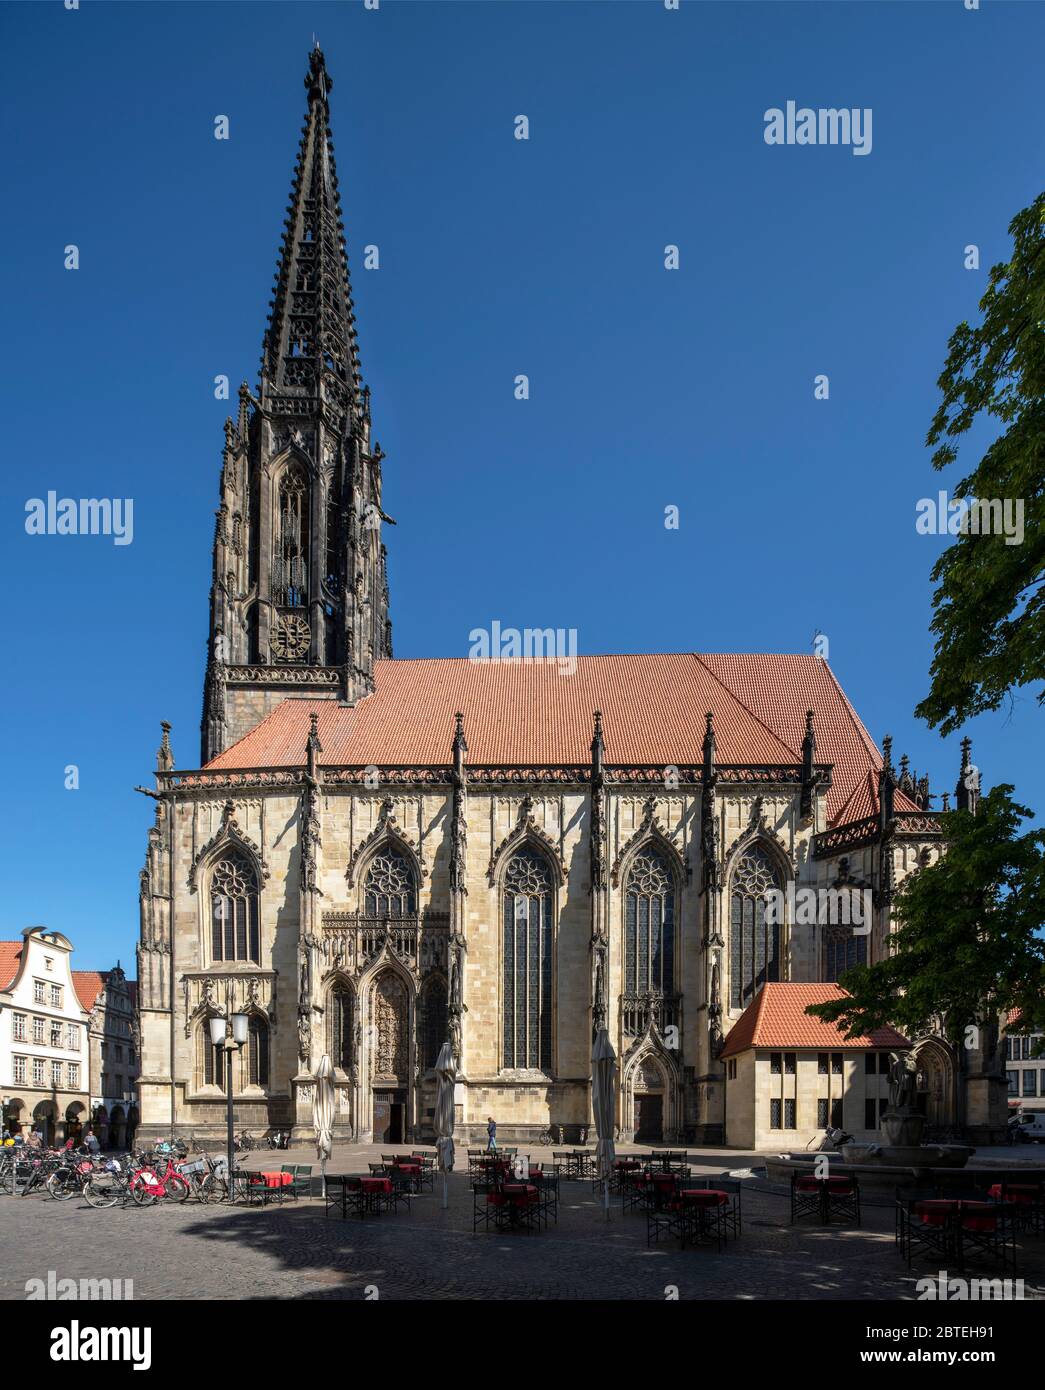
[135,51,998,1147]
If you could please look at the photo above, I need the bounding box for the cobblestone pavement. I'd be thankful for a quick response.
[3,1145,1044,1301]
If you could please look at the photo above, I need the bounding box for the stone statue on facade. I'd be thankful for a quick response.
[297,1009,312,1069]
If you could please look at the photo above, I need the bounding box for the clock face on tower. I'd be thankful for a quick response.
[271,613,311,662]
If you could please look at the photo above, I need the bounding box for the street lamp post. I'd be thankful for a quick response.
[209,1013,249,1199]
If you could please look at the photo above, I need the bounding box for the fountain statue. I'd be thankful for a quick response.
[882,1051,926,1146]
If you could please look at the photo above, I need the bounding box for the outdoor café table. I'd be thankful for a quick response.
[612,1157,641,1192]
[987,1181,1042,1227]
[246,1170,293,1205]
[500,1181,541,1229]
[679,1187,730,1247]
[645,1172,679,1210]
[987,1183,1039,1200]
[912,1199,965,1260]
[795,1173,854,1223]
[392,1160,423,1192]
[359,1174,394,1213]
[573,1150,595,1179]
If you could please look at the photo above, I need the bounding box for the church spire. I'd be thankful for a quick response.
[259,47,362,418]
[955,736,980,814]
[200,50,393,765]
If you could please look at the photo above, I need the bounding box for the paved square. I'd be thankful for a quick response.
[3,1146,1044,1301]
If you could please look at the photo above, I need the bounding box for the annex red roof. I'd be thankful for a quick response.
[720,983,910,1058]
[0,942,23,992]
[205,653,915,827]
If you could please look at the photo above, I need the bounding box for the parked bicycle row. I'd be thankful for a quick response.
[0,1141,252,1207]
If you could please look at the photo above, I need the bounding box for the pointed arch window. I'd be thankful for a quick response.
[502,849,553,1071]
[210,853,260,964]
[274,468,309,607]
[419,977,448,1073]
[329,984,354,1071]
[202,1028,225,1089]
[729,843,782,1010]
[625,848,676,995]
[248,1017,269,1087]
[363,848,416,916]
[821,887,871,982]
[823,928,868,982]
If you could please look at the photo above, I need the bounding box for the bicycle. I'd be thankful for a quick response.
[83,1156,137,1209]
[130,1153,190,1205]
[46,1152,96,1201]
[175,1153,228,1202]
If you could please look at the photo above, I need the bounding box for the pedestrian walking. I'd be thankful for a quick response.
[486,1115,497,1152]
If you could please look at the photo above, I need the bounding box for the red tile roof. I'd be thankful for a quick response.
[701,654,922,823]
[0,942,23,991]
[205,654,914,827]
[72,971,105,1013]
[720,983,910,1058]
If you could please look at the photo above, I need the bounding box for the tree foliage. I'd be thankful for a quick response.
[917,192,1045,735]
[806,786,1045,1047]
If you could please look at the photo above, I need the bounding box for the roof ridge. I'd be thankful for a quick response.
[691,653,803,761]
[818,659,883,768]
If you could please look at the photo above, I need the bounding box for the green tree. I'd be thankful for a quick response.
[807,786,1045,1124]
[917,192,1045,736]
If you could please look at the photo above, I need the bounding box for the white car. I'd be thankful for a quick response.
[1011,1110,1045,1143]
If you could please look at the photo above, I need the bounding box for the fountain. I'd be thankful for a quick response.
[838,1052,974,1172]
[765,1050,975,1191]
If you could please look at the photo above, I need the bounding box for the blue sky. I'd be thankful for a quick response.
[2,0,1042,968]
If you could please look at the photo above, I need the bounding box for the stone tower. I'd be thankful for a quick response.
[201,47,392,764]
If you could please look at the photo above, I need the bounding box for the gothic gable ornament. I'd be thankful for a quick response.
[188,800,269,891]
[346,797,427,887]
[487,794,566,885]
[610,795,690,887]
[722,797,794,879]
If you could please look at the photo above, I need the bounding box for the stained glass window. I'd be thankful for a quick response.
[420,978,448,1071]
[625,848,676,994]
[211,853,260,963]
[364,848,416,916]
[502,849,553,1070]
[248,1017,269,1087]
[823,926,868,982]
[330,985,353,1070]
[729,842,781,1009]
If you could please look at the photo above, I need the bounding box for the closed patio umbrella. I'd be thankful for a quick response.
[591,1027,617,1218]
[313,1053,335,1198]
[433,1040,456,1210]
